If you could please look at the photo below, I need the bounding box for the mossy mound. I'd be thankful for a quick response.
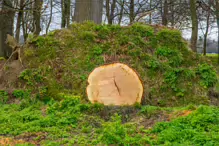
[8,22,217,106]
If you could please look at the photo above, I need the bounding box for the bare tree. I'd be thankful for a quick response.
[106,0,116,24]
[190,0,198,52]
[61,0,71,28]
[15,0,24,42]
[215,0,219,62]
[46,0,53,34]
[162,0,168,26]
[33,0,43,36]
[129,0,134,24]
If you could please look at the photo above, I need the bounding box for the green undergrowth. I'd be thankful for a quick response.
[0,96,219,145]
[11,22,216,106]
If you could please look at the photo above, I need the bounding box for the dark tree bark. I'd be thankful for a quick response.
[149,0,152,24]
[162,0,168,26]
[61,0,71,28]
[190,0,198,52]
[129,0,134,24]
[0,0,15,57]
[106,0,110,23]
[215,1,219,63]
[203,12,210,56]
[15,0,24,42]
[108,0,116,24]
[33,0,42,36]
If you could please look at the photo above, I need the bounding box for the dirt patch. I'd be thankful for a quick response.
[168,110,193,120]
[15,132,47,144]
[95,106,139,122]
[0,136,30,146]
[0,132,47,146]
[130,111,169,129]
[0,60,24,89]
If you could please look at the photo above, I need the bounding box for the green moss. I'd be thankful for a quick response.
[155,47,183,67]
[0,57,6,61]
[0,90,9,104]
[156,28,185,50]
[13,90,31,99]
[79,31,96,42]
[19,69,43,86]
[15,22,218,106]
[196,63,217,88]
[131,23,154,37]
[95,25,111,39]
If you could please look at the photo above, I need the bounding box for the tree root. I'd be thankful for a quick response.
[0,48,23,71]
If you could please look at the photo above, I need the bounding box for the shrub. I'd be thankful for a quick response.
[0,90,9,103]
[196,64,217,88]
[98,114,151,145]
[19,69,43,85]
[131,23,154,37]
[13,90,31,99]
[155,47,183,67]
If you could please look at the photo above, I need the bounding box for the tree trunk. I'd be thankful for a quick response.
[170,0,174,27]
[162,0,168,26]
[106,0,110,23]
[91,0,103,24]
[46,0,53,34]
[0,14,3,57]
[0,0,15,57]
[118,0,125,25]
[149,0,152,24]
[214,1,219,63]
[203,13,210,56]
[108,0,116,24]
[22,10,27,42]
[61,0,66,28]
[33,0,42,36]
[15,0,24,42]
[217,19,219,63]
[190,0,198,52]
[74,0,103,24]
[129,0,134,24]
[74,0,92,23]
[66,0,71,27]
[61,0,71,28]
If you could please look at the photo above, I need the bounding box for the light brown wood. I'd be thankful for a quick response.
[87,63,143,105]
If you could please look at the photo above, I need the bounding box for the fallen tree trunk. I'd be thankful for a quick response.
[87,63,143,105]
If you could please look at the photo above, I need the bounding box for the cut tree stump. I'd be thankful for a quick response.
[87,63,143,105]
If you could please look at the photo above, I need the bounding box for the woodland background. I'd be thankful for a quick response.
[0,0,219,58]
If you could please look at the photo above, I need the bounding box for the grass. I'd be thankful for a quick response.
[0,96,219,145]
